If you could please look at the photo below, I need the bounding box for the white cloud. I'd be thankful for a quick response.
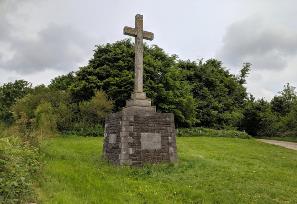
[216,1,297,99]
[2,24,92,74]
[218,17,297,71]
[0,0,95,75]
[0,68,66,86]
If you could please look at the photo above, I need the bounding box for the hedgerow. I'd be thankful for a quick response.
[0,126,40,204]
[177,127,251,139]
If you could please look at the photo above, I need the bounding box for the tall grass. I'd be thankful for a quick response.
[38,136,297,203]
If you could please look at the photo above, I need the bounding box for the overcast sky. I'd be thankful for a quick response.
[0,0,296,100]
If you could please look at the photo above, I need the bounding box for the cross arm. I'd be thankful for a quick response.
[123,26,136,37]
[143,31,154,41]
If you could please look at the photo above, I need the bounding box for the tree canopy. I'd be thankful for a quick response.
[70,40,197,126]
[56,39,250,128]
[2,39,297,138]
[0,80,32,124]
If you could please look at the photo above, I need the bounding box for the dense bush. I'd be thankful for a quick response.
[177,127,251,139]
[60,91,112,137]
[79,91,113,126]
[240,99,278,137]
[34,102,57,140]
[12,87,112,137]
[240,84,297,138]
[61,124,104,137]
[179,60,250,129]
[0,125,40,204]
[12,86,68,143]
[0,80,32,125]
[13,86,70,120]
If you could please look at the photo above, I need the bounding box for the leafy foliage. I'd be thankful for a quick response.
[79,91,113,125]
[12,86,70,142]
[12,86,112,137]
[0,125,40,204]
[47,40,251,128]
[271,83,297,115]
[34,102,57,139]
[69,40,196,126]
[179,59,249,128]
[240,99,278,136]
[67,91,113,136]
[0,80,32,124]
[2,40,297,140]
[177,127,251,139]
[49,72,76,91]
[240,83,297,138]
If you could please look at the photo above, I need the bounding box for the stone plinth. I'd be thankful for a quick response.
[103,102,177,166]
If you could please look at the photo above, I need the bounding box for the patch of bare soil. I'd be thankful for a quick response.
[258,139,297,151]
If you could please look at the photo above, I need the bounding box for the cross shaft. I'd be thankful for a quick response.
[123,14,154,94]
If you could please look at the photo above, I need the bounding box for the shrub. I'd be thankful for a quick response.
[61,123,104,137]
[177,127,251,139]
[240,99,278,137]
[55,103,77,132]
[0,80,32,125]
[13,87,71,121]
[12,88,70,138]
[79,90,113,125]
[0,126,39,203]
[13,112,36,146]
[61,90,112,136]
[34,101,57,140]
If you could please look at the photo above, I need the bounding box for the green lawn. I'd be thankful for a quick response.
[38,136,297,204]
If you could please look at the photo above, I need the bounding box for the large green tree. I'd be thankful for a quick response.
[240,98,278,136]
[0,80,32,124]
[179,59,250,129]
[271,83,297,116]
[69,39,196,127]
[50,40,250,128]
[49,72,76,91]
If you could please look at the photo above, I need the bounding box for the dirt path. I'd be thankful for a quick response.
[258,139,297,151]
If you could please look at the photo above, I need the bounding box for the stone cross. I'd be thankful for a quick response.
[103,14,177,166]
[124,14,154,96]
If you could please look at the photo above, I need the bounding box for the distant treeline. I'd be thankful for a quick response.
[1,39,297,138]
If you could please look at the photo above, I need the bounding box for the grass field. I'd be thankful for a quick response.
[38,136,297,204]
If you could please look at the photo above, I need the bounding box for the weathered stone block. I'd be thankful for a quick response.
[103,108,178,166]
[126,99,152,107]
[109,134,117,144]
[140,133,161,150]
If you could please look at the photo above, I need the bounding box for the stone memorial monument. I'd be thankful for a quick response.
[103,14,177,166]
